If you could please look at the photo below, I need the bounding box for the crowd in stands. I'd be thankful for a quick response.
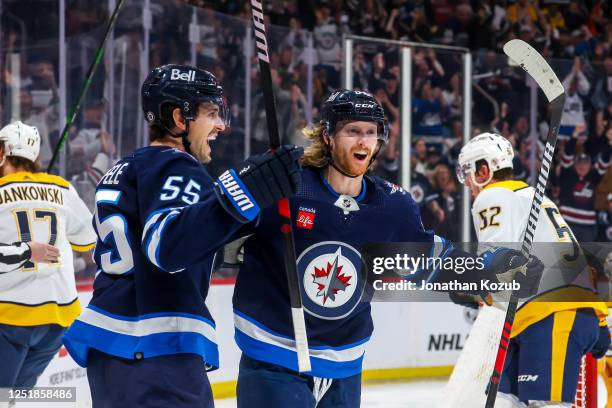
[1,0,611,243]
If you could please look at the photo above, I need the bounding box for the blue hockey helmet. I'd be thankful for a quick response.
[321,89,389,144]
[141,64,230,131]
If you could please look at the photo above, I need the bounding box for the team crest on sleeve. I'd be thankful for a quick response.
[384,180,406,195]
[409,185,424,204]
[297,241,365,320]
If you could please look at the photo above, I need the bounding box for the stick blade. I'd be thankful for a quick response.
[503,39,564,102]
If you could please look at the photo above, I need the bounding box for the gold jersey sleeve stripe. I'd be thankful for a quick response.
[71,242,96,252]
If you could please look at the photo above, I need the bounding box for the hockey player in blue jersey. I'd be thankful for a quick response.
[62,64,302,408]
[231,89,544,407]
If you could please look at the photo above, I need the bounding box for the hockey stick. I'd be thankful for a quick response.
[249,0,311,372]
[46,0,125,172]
[484,39,566,407]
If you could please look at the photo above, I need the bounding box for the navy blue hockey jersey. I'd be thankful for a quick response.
[232,167,442,379]
[63,146,245,368]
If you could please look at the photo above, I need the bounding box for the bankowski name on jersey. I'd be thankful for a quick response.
[233,167,439,378]
[63,146,244,369]
[0,172,95,327]
[472,180,608,337]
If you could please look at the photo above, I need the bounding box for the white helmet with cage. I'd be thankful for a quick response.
[457,132,514,187]
[0,121,41,164]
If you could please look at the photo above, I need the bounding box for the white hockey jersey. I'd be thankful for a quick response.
[444,180,607,407]
[472,180,607,335]
[0,172,95,327]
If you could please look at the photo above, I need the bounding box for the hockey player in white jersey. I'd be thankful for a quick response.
[0,121,96,390]
[446,132,609,407]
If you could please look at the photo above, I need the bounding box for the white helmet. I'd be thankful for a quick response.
[457,132,513,187]
[0,121,41,163]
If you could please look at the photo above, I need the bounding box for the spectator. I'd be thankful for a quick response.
[559,57,591,141]
[467,1,495,51]
[591,55,612,115]
[374,69,400,124]
[431,162,460,241]
[442,72,462,123]
[283,17,309,66]
[564,0,588,33]
[558,153,602,241]
[412,81,445,147]
[412,49,445,91]
[439,3,472,46]
[313,3,341,85]
[68,100,114,166]
[353,49,373,91]
[409,149,445,230]
[19,88,56,170]
[285,84,309,147]
[506,0,539,27]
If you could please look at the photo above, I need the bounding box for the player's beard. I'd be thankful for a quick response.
[332,145,372,176]
[192,136,212,164]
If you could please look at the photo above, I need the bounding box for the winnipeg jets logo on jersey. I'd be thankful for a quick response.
[297,242,365,320]
[311,247,352,304]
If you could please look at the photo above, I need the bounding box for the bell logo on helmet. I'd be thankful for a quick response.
[146,112,155,122]
[170,69,196,82]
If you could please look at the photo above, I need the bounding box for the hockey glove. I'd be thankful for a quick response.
[215,144,303,223]
[591,325,611,359]
[480,248,544,299]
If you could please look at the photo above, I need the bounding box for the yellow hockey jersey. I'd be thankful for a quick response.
[0,172,95,327]
[472,180,608,337]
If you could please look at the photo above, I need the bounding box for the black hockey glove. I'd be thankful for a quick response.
[591,325,611,359]
[480,248,544,299]
[215,144,303,223]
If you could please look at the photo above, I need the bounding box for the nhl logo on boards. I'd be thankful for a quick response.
[297,209,315,230]
[297,242,365,320]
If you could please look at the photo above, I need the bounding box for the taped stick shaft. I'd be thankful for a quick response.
[250,0,311,372]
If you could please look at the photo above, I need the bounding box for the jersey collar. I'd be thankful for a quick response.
[483,180,529,192]
[319,170,367,202]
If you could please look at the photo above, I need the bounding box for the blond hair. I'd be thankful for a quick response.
[300,123,329,168]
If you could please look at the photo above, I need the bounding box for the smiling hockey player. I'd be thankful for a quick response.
[231,90,544,408]
[62,64,302,408]
[452,132,609,407]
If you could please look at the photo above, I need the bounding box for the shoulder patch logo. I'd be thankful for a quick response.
[384,180,406,195]
[409,185,424,203]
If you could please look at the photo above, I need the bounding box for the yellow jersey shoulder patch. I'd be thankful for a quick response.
[483,180,529,192]
[0,172,70,189]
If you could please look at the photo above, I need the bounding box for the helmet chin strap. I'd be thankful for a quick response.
[161,119,192,155]
[469,169,493,188]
